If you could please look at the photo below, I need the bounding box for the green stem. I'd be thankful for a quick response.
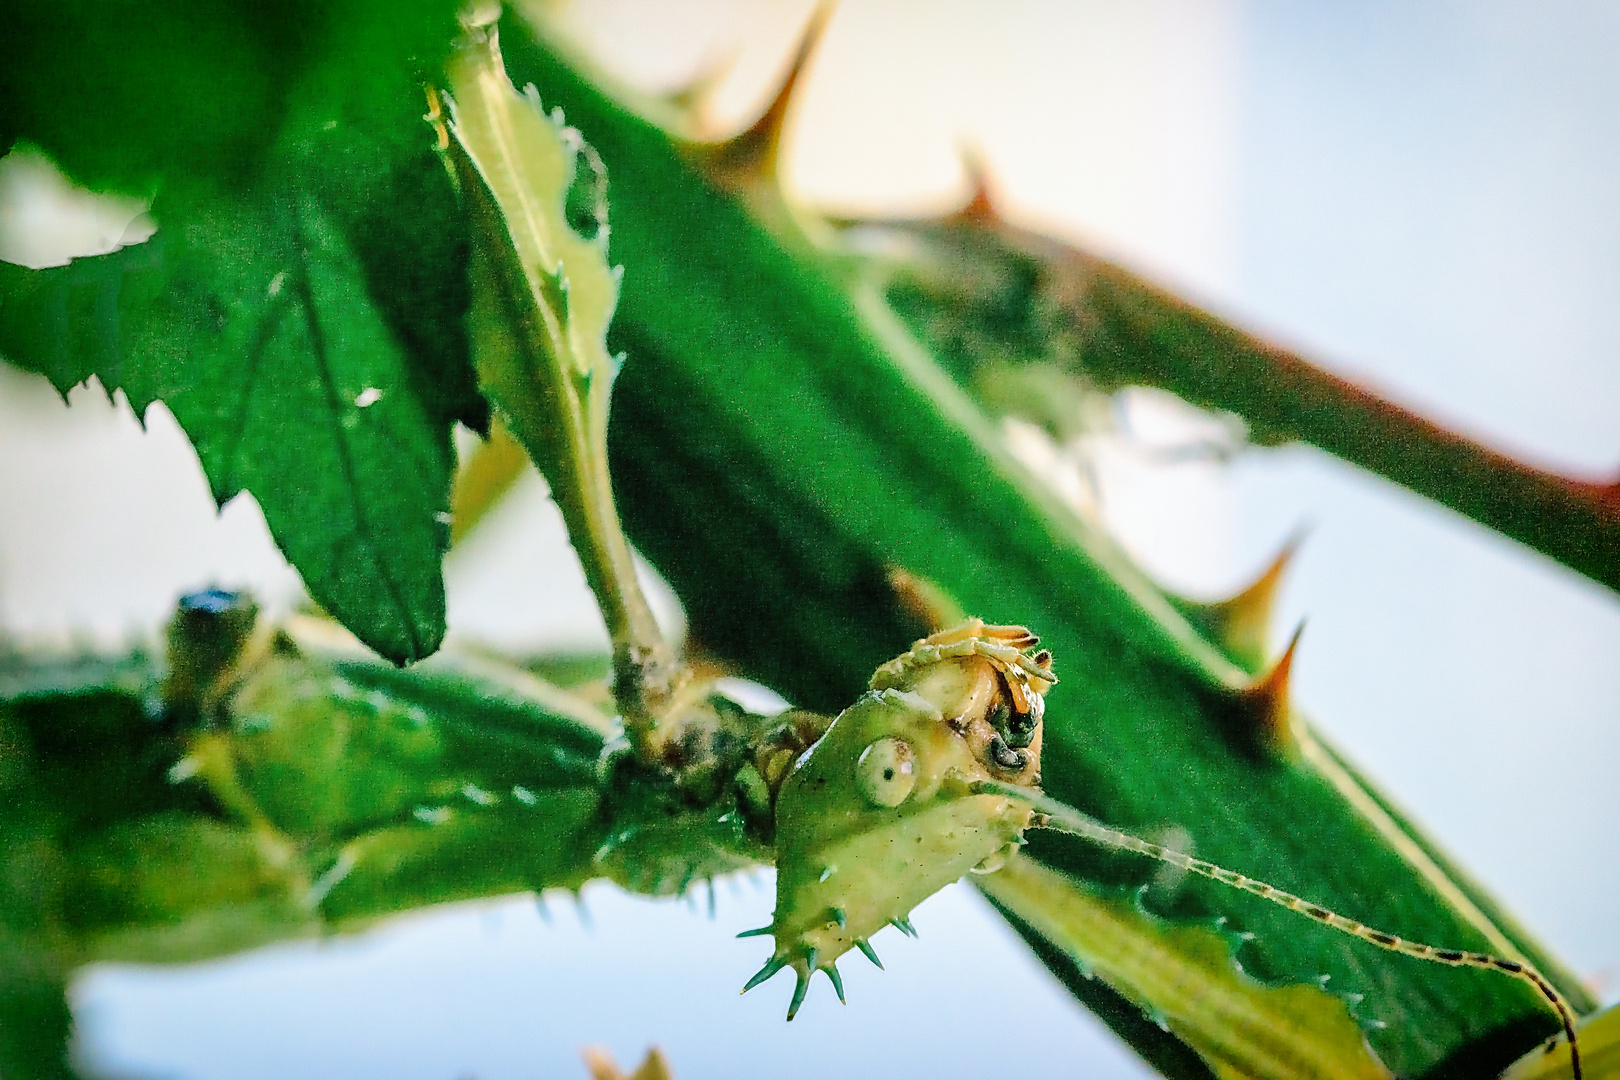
[444,19,674,756]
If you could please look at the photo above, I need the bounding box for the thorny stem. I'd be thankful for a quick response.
[870,215,1620,597]
[443,17,677,758]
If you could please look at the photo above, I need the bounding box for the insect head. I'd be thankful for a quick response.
[740,620,1055,1018]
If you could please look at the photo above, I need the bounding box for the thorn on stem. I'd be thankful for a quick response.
[1203,527,1308,666]
[688,2,835,190]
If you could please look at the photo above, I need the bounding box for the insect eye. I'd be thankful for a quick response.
[1004,708,1037,749]
[855,737,916,808]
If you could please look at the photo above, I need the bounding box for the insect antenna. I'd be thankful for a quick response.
[971,779,1583,1080]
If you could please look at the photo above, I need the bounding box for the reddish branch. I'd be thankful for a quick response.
[880,210,1620,597]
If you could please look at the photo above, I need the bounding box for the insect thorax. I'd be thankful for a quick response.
[748,622,1056,1017]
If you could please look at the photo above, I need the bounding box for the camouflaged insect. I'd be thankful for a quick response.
[739,621,1055,1018]
[734,620,1585,1080]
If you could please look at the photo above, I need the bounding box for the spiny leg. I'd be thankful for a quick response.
[823,962,846,1004]
[741,954,785,993]
[973,779,1584,1080]
[871,628,1056,692]
[787,948,819,1020]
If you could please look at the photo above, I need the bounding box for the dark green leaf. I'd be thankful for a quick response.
[0,24,481,664]
[0,0,461,196]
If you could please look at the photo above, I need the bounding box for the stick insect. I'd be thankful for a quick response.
[741,621,1584,1079]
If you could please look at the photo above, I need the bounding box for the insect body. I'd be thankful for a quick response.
[742,622,1055,1018]
[744,621,1584,1080]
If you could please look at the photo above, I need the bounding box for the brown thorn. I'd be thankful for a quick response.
[1204,525,1309,667]
[695,1,835,185]
[1237,621,1304,755]
[630,1047,674,1080]
[952,145,1001,224]
[580,1046,622,1080]
[582,1046,674,1080]
[887,566,966,636]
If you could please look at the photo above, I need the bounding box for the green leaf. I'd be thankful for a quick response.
[443,18,674,744]
[0,23,482,664]
[0,0,461,196]
[500,19,1591,1077]
[981,856,1394,1080]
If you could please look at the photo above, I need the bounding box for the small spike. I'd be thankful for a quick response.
[887,566,966,635]
[1203,528,1307,667]
[891,916,918,938]
[823,962,846,1004]
[952,147,1001,225]
[786,967,811,1021]
[693,1,834,188]
[736,925,774,938]
[855,938,883,969]
[831,906,846,929]
[1237,622,1304,754]
[742,955,786,993]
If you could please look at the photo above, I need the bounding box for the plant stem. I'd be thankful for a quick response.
[871,215,1620,596]
[444,18,675,756]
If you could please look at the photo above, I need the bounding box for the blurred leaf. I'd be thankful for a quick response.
[981,856,1392,1080]
[0,15,483,664]
[0,0,460,196]
[0,642,608,966]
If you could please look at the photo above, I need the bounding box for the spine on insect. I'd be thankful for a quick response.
[742,620,1055,1018]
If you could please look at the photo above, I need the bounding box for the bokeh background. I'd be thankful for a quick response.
[1,2,1616,1077]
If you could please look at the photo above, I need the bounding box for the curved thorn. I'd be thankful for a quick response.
[696,0,835,182]
[742,955,785,993]
[1238,621,1305,753]
[855,938,884,969]
[1203,525,1309,662]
